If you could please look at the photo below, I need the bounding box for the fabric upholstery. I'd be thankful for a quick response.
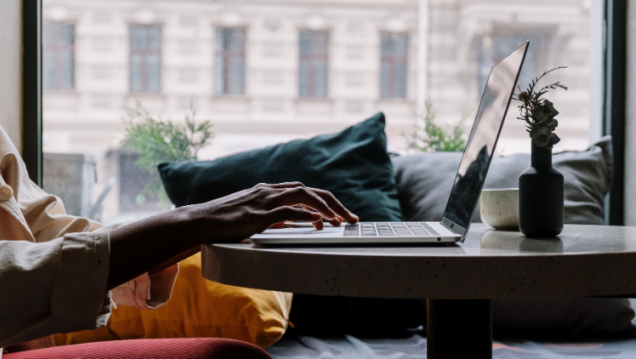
[269,334,636,358]
[492,297,636,337]
[54,253,292,349]
[4,338,272,359]
[158,112,403,222]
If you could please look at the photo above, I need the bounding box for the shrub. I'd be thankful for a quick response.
[403,102,467,153]
[122,100,214,209]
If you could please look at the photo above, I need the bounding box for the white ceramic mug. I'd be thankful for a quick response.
[480,188,519,230]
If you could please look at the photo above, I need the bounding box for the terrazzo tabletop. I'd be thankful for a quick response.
[202,223,636,299]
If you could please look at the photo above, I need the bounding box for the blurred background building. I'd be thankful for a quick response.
[41,0,595,222]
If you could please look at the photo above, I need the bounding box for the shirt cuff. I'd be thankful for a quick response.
[111,263,179,310]
[50,232,111,333]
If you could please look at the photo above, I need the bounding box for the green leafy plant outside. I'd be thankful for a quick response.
[513,66,568,150]
[122,100,214,210]
[404,102,467,153]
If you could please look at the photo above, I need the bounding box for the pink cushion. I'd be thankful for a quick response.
[4,338,272,359]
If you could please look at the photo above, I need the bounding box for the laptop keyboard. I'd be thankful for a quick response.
[343,222,439,237]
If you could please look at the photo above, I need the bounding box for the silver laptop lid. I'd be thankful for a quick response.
[441,41,529,241]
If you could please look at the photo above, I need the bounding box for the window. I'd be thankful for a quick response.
[215,28,246,95]
[380,33,408,99]
[38,0,600,224]
[298,31,329,98]
[43,22,75,90]
[130,25,162,93]
[476,34,539,95]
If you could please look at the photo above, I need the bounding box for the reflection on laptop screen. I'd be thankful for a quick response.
[441,41,528,234]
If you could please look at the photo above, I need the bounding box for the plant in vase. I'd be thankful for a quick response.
[513,66,568,237]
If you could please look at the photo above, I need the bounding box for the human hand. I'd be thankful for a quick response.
[184,182,359,244]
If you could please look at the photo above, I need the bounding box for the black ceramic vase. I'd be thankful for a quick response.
[518,142,564,237]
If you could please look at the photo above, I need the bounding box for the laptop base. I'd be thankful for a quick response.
[250,221,461,245]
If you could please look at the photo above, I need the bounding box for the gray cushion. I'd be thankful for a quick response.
[392,136,636,336]
[492,297,635,337]
[393,136,613,225]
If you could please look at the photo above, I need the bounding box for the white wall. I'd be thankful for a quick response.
[625,0,636,225]
[0,0,22,151]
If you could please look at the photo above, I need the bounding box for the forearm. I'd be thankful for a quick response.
[148,245,201,275]
[107,206,199,290]
[106,182,359,290]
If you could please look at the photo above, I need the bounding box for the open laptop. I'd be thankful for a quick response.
[251,41,529,245]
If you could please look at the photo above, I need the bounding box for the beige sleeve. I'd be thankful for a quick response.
[0,124,177,320]
[0,232,111,348]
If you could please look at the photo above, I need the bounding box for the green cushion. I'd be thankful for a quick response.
[158,112,403,222]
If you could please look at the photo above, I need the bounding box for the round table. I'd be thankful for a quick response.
[202,223,636,359]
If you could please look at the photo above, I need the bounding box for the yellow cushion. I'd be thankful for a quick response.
[54,253,293,348]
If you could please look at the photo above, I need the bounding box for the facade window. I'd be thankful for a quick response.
[298,31,329,98]
[43,23,75,90]
[380,33,408,99]
[476,34,538,94]
[130,25,162,93]
[215,28,246,95]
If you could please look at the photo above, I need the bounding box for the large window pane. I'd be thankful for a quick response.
[427,5,592,154]
[41,0,596,224]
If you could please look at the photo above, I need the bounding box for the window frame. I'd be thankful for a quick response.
[603,0,627,225]
[23,0,43,186]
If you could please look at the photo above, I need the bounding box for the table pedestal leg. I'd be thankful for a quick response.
[427,299,492,359]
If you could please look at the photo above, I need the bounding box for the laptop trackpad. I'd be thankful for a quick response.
[254,227,342,238]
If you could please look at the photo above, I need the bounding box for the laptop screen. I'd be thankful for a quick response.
[441,41,528,235]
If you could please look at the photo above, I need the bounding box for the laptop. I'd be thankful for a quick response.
[251,41,529,245]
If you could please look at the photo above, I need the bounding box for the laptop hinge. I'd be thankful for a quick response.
[441,217,466,237]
